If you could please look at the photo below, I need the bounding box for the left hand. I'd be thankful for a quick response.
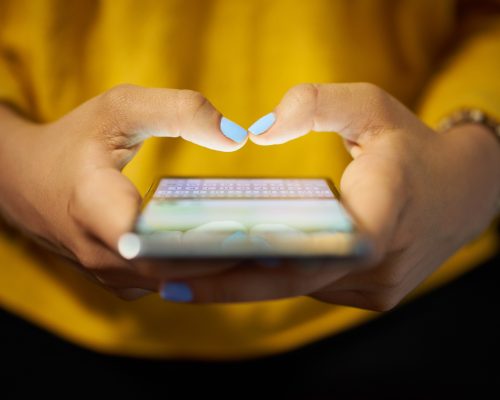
[158,83,500,311]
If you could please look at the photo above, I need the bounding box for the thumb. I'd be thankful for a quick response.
[339,153,408,264]
[114,288,154,301]
[249,82,408,147]
[90,84,248,157]
[68,167,142,252]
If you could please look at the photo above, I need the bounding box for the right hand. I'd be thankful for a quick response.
[0,84,247,300]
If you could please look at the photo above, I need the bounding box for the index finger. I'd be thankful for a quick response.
[248,82,408,147]
[91,85,248,155]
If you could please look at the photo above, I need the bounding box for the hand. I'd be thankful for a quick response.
[0,84,248,300]
[164,83,500,311]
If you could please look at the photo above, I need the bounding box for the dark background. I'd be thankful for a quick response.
[1,228,499,398]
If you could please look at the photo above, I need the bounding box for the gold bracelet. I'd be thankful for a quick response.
[436,108,500,142]
[436,108,500,216]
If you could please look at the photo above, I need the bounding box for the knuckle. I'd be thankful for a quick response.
[286,83,318,105]
[101,83,138,109]
[354,82,394,128]
[357,82,391,114]
[98,84,139,129]
[176,89,209,115]
[281,84,320,131]
[356,82,386,100]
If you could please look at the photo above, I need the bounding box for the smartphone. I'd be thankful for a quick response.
[118,177,372,263]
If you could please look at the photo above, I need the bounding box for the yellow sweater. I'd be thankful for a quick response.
[0,0,499,360]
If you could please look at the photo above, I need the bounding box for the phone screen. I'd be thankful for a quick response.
[119,178,368,259]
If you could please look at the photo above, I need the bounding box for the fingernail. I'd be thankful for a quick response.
[160,282,193,302]
[220,116,247,143]
[248,112,276,135]
[222,230,247,246]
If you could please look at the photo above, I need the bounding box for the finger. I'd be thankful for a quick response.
[68,259,158,299]
[61,234,159,289]
[312,247,413,295]
[133,258,243,280]
[249,82,408,148]
[339,154,408,264]
[91,267,158,290]
[158,259,351,304]
[310,289,377,310]
[68,167,142,252]
[114,288,154,301]
[68,168,246,280]
[311,284,405,312]
[94,84,247,155]
[313,244,461,311]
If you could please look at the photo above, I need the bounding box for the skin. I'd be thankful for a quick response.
[0,85,247,300]
[1,82,499,310]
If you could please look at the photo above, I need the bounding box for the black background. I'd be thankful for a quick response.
[1,235,499,398]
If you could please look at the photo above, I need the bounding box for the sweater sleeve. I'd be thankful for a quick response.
[0,1,30,114]
[416,0,500,128]
[0,56,29,114]
[416,0,500,233]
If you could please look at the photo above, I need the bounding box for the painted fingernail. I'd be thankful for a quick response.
[248,112,276,135]
[220,116,247,143]
[160,282,193,302]
[222,230,247,246]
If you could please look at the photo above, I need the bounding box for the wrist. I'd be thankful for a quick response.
[436,107,500,217]
[442,122,500,221]
[0,104,43,231]
[0,103,37,173]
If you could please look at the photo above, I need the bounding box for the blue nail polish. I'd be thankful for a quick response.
[222,230,247,246]
[248,112,276,135]
[160,282,193,302]
[220,117,247,143]
[250,235,271,249]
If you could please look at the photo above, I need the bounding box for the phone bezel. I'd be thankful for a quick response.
[127,175,372,261]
